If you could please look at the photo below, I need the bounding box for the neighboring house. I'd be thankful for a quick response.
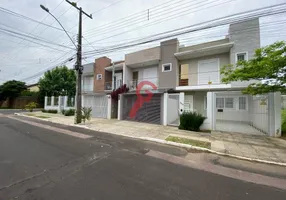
[116,18,281,137]
[27,83,39,92]
[81,57,124,118]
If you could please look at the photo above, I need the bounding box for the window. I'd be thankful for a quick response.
[236,52,248,62]
[239,97,247,110]
[162,63,172,72]
[216,98,224,108]
[225,98,234,109]
[96,74,102,80]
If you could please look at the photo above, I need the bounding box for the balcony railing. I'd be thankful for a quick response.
[178,72,221,87]
[128,77,158,91]
[105,80,123,90]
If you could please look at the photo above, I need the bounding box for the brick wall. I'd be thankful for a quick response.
[94,57,111,92]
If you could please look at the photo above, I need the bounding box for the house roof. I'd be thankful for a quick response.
[175,40,233,60]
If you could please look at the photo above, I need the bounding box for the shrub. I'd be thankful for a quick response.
[179,111,206,132]
[48,109,58,114]
[41,109,57,113]
[82,107,92,124]
[25,102,37,112]
[64,109,75,116]
[61,109,66,115]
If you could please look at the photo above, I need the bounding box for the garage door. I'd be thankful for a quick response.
[198,58,219,85]
[83,95,108,118]
[122,94,162,124]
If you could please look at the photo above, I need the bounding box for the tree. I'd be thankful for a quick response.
[38,66,76,97]
[0,80,27,107]
[221,41,286,95]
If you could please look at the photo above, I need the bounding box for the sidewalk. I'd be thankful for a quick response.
[19,112,286,165]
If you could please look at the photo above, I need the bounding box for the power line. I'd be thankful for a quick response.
[0,6,72,33]
[86,0,237,44]
[0,1,80,62]
[20,19,286,83]
[0,26,75,50]
[84,0,213,38]
[83,3,286,56]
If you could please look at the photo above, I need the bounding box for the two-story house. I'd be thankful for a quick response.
[82,56,125,119]
[116,18,281,136]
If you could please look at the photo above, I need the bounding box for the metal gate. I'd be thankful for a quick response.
[214,91,268,135]
[167,94,180,126]
[122,94,162,124]
[83,95,108,118]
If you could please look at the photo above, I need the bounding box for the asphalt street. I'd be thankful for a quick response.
[0,112,285,200]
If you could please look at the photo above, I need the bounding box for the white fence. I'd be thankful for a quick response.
[44,96,75,112]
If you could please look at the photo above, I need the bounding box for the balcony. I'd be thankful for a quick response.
[82,84,93,93]
[105,80,123,91]
[176,73,232,91]
[128,77,158,91]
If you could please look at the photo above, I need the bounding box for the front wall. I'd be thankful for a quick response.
[180,53,230,86]
[215,93,250,122]
[229,19,260,64]
[125,47,160,66]
[158,39,179,89]
[185,91,207,116]
[122,94,162,124]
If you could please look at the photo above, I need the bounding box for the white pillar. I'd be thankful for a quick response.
[179,92,184,115]
[57,96,61,112]
[107,95,112,119]
[44,96,48,109]
[51,96,55,107]
[268,92,282,137]
[118,94,123,120]
[64,96,68,109]
[163,93,168,126]
[201,92,216,130]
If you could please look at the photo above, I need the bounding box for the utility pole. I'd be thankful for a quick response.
[66,0,92,124]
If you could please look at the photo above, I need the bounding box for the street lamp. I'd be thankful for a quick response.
[40,4,77,49]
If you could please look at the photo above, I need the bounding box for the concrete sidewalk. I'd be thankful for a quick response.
[18,112,286,165]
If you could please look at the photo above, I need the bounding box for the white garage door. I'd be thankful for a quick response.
[83,95,108,118]
[198,58,220,85]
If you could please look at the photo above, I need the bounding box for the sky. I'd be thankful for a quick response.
[0,0,285,85]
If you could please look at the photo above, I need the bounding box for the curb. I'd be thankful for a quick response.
[15,113,286,167]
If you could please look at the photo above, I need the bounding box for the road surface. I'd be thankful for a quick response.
[0,112,285,199]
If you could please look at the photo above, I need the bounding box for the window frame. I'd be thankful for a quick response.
[224,97,234,109]
[235,51,248,63]
[96,74,102,80]
[162,63,172,72]
[216,97,224,109]
[238,96,247,110]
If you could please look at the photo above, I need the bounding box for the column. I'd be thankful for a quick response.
[162,93,168,126]
[201,92,216,130]
[107,95,112,119]
[44,96,48,109]
[118,94,123,120]
[268,92,282,137]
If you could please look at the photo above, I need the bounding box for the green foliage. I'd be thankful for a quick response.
[0,80,27,106]
[42,109,57,114]
[64,109,75,116]
[221,41,286,95]
[21,90,39,97]
[282,110,286,136]
[82,107,92,124]
[61,109,66,115]
[38,66,76,100]
[25,102,37,112]
[179,112,206,132]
